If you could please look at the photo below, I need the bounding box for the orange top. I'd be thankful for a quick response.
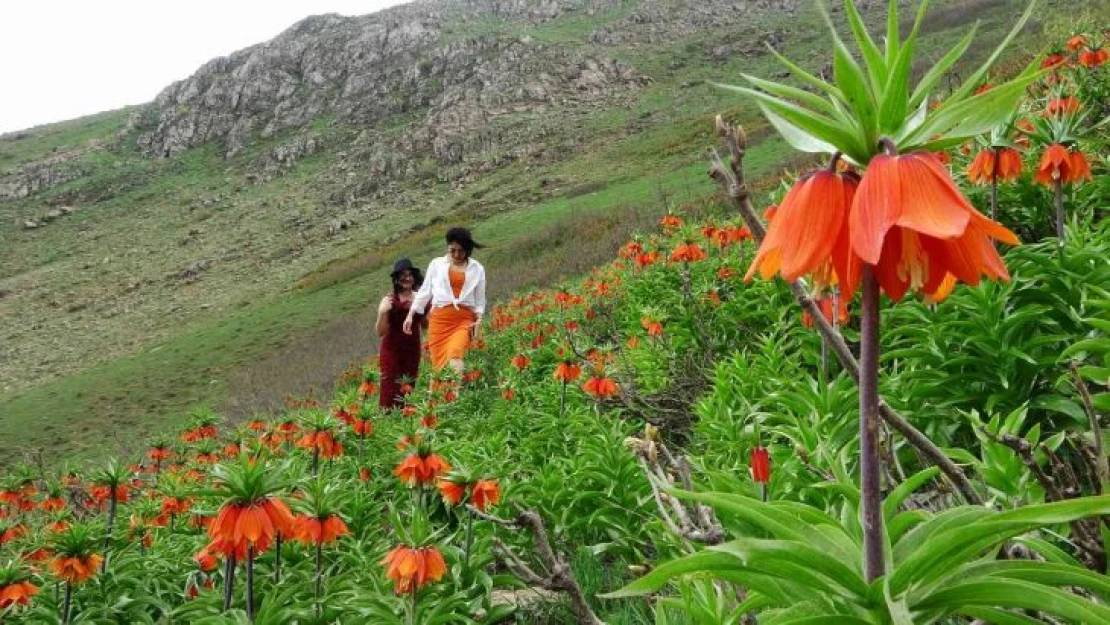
[449,267,465,298]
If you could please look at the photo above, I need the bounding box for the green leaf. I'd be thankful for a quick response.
[1030,394,1088,423]
[908,24,977,109]
[883,467,940,522]
[913,578,1110,622]
[726,86,867,160]
[900,76,1040,148]
[721,76,841,119]
[843,0,887,92]
[828,14,877,144]
[761,107,840,154]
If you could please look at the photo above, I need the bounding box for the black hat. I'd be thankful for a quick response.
[390,258,423,285]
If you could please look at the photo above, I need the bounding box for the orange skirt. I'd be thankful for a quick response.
[427,306,476,369]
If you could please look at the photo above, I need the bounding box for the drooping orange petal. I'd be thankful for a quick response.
[892,153,971,240]
[851,154,904,264]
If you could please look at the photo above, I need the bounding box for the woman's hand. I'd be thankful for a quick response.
[402,314,414,335]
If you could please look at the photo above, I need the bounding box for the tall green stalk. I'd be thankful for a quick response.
[859,267,884,582]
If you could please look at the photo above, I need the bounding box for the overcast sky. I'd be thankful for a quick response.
[0,1,408,134]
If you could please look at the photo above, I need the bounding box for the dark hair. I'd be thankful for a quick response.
[445,227,484,257]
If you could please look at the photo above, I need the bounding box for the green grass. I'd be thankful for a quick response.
[0,109,132,170]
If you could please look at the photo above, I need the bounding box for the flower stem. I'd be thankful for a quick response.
[1054,178,1065,242]
[222,555,236,612]
[464,509,475,568]
[315,542,323,619]
[246,545,255,621]
[273,534,282,584]
[559,380,567,417]
[62,581,72,624]
[860,267,885,582]
[989,149,1000,221]
[409,586,417,625]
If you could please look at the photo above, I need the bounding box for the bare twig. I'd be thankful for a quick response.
[707,116,983,506]
[1070,362,1107,487]
[470,507,604,625]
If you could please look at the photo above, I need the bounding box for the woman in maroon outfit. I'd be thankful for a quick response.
[376,258,426,409]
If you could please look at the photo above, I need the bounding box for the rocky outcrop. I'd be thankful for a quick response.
[126,2,648,173]
[0,153,86,201]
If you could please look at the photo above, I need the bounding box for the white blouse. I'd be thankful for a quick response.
[411,256,487,317]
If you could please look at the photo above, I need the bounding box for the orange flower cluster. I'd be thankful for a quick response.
[0,580,38,608]
[382,545,447,594]
[659,214,683,229]
[296,430,343,459]
[670,241,708,263]
[437,478,501,511]
[852,152,1018,302]
[0,523,27,546]
[293,514,350,546]
[641,317,663,337]
[1044,97,1081,117]
[393,452,451,487]
[206,498,295,556]
[1034,144,1093,185]
[511,354,531,370]
[966,148,1022,185]
[50,554,104,585]
[583,374,619,399]
[553,361,582,383]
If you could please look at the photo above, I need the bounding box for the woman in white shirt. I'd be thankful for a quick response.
[403,227,487,376]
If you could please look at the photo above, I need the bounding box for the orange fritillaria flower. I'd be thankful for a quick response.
[511,354,531,370]
[659,214,683,229]
[966,148,1023,185]
[553,361,582,383]
[746,168,860,297]
[1045,97,1081,117]
[0,580,39,608]
[207,498,294,555]
[381,545,447,594]
[194,547,219,571]
[849,152,1019,302]
[293,514,349,546]
[670,242,708,263]
[437,480,466,506]
[0,524,27,546]
[50,554,104,585]
[750,447,771,484]
[470,480,501,512]
[634,250,660,268]
[40,497,66,512]
[393,452,451,487]
[582,375,619,399]
[1079,48,1109,68]
[641,317,663,337]
[1034,144,1092,185]
[1067,35,1087,51]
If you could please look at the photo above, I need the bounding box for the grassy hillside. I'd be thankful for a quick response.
[0,0,1097,467]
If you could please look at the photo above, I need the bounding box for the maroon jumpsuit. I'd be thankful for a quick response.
[379,294,424,409]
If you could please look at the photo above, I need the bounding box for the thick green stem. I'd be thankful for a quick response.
[246,545,255,621]
[222,555,236,612]
[559,380,567,417]
[273,534,282,584]
[860,268,885,582]
[989,150,1000,222]
[409,586,417,625]
[1054,179,1065,242]
[464,509,475,567]
[62,582,72,624]
[102,492,117,573]
[315,542,324,619]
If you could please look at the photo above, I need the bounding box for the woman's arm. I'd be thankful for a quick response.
[405,260,437,334]
[374,296,392,338]
[471,265,487,338]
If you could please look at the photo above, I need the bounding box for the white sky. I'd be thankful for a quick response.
[0,1,407,134]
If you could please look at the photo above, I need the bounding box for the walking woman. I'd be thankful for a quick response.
[377,258,426,408]
[404,227,486,376]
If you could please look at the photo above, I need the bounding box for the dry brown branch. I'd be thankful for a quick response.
[470,506,604,625]
[625,428,725,545]
[707,116,983,506]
